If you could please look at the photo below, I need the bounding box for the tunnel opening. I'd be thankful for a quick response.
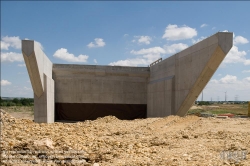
[55,103,147,122]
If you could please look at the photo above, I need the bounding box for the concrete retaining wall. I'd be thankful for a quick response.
[22,32,233,123]
[147,32,233,117]
[52,65,149,104]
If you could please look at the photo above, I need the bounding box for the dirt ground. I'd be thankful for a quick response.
[1,109,250,166]
[0,106,34,120]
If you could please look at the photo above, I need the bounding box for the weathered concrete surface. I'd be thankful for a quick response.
[34,74,54,123]
[22,32,233,123]
[22,40,54,123]
[52,65,149,104]
[147,32,233,117]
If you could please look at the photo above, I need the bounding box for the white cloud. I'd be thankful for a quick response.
[200,24,208,28]
[123,34,129,37]
[243,77,250,83]
[242,70,250,73]
[1,36,44,63]
[94,59,97,64]
[1,41,10,50]
[211,75,250,85]
[212,27,216,30]
[131,47,166,55]
[210,75,239,84]
[1,36,44,51]
[24,86,32,91]
[1,52,23,62]
[87,38,105,48]
[1,85,33,97]
[210,79,219,84]
[138,36,152,45]
[192,36,206,44]
[244,59,250,65]
[131,47,165,62]
[223,45,249,65]
[234,36,249,45]
[110,47,166,67]
[109,58,147,66]
[164,43,188,54]
[1,36,21,50]
[133,36,152,45]
[1,80,11,86]
[219,75,238,84]
[221,34,250,66]
[162,24,197,41]
[53,48,88,62]
[17,63,26,67]
[204,75,250,101]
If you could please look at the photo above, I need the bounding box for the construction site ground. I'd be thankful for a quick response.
[0,105,250,166]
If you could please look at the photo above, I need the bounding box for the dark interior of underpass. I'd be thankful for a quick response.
[55,103,147,122]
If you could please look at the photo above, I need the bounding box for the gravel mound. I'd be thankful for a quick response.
[1,109,250,165]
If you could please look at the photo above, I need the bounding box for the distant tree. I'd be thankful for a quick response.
[1,102,7,106]
[7,102,16,106]
[198,101,210,106]
[12,98,20,104]
[20,98,30,106]
[28,98,34,103]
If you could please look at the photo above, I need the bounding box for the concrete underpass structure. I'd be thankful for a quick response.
[22,32,233,123]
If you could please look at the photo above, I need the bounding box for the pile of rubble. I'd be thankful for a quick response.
[1,109,249,165]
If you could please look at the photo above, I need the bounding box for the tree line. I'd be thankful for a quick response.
[0,97,34,106]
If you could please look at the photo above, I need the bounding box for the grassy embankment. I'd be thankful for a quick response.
[188,104,248,116]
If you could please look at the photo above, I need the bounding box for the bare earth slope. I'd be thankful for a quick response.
[1,109,250,166]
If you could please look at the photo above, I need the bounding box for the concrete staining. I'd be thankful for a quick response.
[53,64,149,104]
[22,32,233,123]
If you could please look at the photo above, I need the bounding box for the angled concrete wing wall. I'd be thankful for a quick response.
[22,40,54,123]
[147,32,233,117]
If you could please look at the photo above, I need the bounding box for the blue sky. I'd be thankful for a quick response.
[1,1,250,101]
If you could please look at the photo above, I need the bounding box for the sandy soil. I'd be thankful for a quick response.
[190,105,203,110]
[1,109,250,166]
[1,106,34,120]
[6,112,33,120]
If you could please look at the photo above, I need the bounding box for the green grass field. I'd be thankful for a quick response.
[188,103,248,116]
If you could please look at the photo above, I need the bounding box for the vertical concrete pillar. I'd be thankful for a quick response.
[34,74,54,123]
[22,40,54,123]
